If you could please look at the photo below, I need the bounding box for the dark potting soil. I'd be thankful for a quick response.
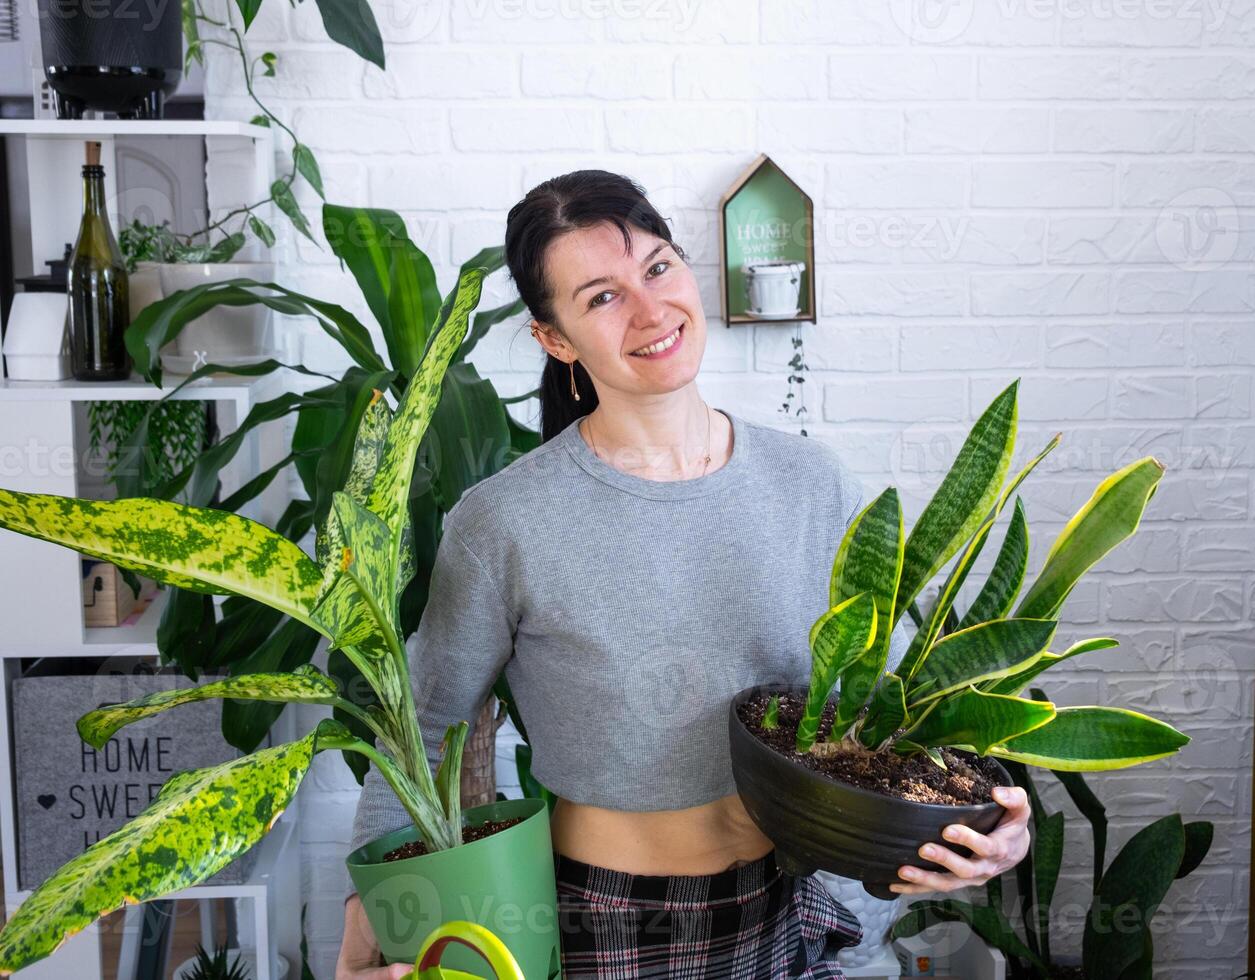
[737,691,1003,806]
[381,815,526,862]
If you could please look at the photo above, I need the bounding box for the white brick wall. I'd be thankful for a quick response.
[202,2,1255,975]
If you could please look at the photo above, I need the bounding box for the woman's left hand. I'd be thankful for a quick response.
[888,785,1031,894]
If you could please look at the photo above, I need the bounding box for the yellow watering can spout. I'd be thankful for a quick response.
[400,920,526,980]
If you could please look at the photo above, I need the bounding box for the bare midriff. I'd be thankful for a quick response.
[550,791,776,876]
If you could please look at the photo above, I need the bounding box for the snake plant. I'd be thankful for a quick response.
[891,720,1214,979]
[0,264,487,974]
[793,379,1189,774]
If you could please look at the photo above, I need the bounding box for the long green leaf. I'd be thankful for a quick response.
[1082,815,1185,979]
[1052,767,1107,891]
[0,719,346,974]
[312,0,385,68]
[797,593,876,752]
[1033,808,1065,962]
[983,637,1119,697]
[427,362,512,512]
[434,721,469,840]
[77,665,343,747]
[989,707,1188,771]
[829,488,903,734]
[960,498,1030,629]
[894,380,1019,624]
[906,618,1057,705]
[387,245,441,379]
[366,267,485,601]
[222,618,323,753]
[1017,457,1165,620]
[859,673,906,749]
[904,686,1055,754]
[899,433,1058,682]
[0,491,325,633]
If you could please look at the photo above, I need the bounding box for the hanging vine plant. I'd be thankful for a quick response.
[777,323,810,437]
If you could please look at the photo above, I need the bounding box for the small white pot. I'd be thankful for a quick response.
[744,260,804,318]
[157,262,275,370]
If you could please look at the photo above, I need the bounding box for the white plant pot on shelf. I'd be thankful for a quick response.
[1,292,71,380]
[156,262,275,373]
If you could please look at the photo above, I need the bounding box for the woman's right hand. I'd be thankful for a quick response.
[336,893,412,980]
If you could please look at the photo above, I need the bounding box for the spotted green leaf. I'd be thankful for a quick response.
[316,392,392,569]
[0,719,347,974]
[0,491,324,634]
[366,267,485,600]
[989,706,1189,771]
[77,665,342,748]
[313,492,397,650]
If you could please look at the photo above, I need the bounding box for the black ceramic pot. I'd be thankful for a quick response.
[36,0,182,118]
[728,684,1012,900]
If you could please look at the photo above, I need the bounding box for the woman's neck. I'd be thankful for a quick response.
[578,390,732,481]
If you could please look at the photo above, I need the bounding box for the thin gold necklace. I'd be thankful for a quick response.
[584,405,713,478]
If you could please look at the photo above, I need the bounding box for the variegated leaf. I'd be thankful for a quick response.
[313,492,397,651]
[906,618,1057,705]
[316,390,393,569]
[858,673,907,749]
[829,489,904,735]
[0,719,348,974]
[0,491,324,633]
[367,267,484,598]
[989,706,1189,771]
[798,593,877,752]
[77,664,342,748]
[903,685,1056,755]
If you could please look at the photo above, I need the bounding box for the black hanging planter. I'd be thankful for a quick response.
[728,684,1013,900]
[36,0,183,119]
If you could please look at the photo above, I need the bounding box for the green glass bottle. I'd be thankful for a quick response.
[68,141,130,381]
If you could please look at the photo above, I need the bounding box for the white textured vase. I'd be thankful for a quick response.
[815,869,907,970]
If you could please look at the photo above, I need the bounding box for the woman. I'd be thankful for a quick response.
[336,171,1030,979]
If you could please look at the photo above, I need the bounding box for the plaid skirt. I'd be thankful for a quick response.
[553,847,863,979]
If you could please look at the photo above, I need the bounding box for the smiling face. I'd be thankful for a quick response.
[532,221,707,399]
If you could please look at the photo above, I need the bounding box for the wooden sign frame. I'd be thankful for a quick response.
[718,153,817,326]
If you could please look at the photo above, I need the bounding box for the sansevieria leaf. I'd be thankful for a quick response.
[903,685,1055,755]
[797,593,877,752]
[989,706,1188,771]
[893,380,1019,625]
[0,491,325,634]
[858,673,907,749]
[0,719,348,974]
[1017,456,1164,621]
[958,497,1030,629]
[906,618,1057,705]
[77,664,344,747]
[982,637,1119,697]
[828,488,903,735]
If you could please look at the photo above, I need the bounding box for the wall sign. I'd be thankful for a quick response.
[719,153,817,326]
[13,670,268,889]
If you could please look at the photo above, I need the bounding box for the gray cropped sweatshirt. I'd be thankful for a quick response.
[346,408,908,895]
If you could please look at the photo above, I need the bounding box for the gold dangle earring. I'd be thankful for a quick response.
[569,360,580,401]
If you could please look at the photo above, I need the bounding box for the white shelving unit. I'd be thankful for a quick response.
[0,120,300,980]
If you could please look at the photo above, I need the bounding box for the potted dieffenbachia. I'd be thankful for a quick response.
[0,267,560,978]
[728,380,1189,899]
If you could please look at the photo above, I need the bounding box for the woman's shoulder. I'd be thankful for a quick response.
[735,415,866,514]
[440,427,571,546]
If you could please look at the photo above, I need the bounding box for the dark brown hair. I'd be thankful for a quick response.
[504,170,688,443]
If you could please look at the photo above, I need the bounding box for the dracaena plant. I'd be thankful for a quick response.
[112,203,534,779]
[0,267,486,974]
[788,379,1188,774]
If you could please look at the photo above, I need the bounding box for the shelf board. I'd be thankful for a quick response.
[0,372,280,402]
[81,588,170,653]
[0,119,271,140]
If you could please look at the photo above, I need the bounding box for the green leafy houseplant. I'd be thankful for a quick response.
[180,942,252,980]
[891,722,1214,980]
[728,379,1190,898]
[0,262,560,975]
[113,204,535,795]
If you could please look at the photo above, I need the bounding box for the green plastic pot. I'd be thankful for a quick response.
[346,797,562,979]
